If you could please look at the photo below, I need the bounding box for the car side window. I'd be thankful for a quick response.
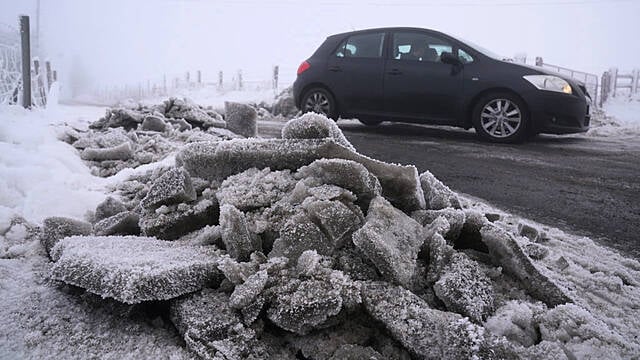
[393,32,454,63]
[458,49,474,64]
[334,32,385,58]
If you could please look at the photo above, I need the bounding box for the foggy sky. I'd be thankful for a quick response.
[1,0,639,95]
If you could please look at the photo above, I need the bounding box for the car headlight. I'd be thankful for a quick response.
[523,75,572,94]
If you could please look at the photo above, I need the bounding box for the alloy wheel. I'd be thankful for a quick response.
[304,91,331,116]
[480,99,522,138]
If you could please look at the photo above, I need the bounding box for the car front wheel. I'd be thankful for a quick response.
[472,93,529,143]
[301,88,337,120]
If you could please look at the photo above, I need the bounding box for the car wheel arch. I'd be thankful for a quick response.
[299,83,340,115]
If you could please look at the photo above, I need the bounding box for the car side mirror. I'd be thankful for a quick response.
[440,52,462,66]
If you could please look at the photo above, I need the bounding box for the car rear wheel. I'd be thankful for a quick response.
[472,93,529,143]
[301,87,337,120]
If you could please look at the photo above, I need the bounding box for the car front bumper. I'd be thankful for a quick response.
[523,90,591,134]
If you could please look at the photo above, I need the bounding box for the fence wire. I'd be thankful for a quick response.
[0,23,21,105]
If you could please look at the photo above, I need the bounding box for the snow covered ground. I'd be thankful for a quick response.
[1,97,640,359]
[588,94,640,138]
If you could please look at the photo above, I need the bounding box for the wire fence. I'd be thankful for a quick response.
[0,23,21,105]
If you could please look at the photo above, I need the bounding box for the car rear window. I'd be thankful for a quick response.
[334,32,385,58]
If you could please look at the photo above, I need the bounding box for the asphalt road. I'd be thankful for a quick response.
[262,120,640,259]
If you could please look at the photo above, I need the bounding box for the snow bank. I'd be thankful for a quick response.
[0,105,107,224]
[588,95,640,137]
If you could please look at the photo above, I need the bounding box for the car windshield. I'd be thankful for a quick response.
[454,36,509,61]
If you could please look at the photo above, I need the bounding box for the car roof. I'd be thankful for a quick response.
[328,27,447,38]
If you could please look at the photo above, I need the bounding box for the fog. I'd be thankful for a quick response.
[1,0,638,98]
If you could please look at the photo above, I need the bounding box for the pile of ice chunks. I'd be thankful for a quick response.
[41,111,606,360]
[59,98,263,177]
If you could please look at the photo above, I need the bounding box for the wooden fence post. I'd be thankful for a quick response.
[53,70,57,82]
[163,74,167,95]
[218,71,223,90]
[33,58,46,105]
[631,69,639,95]
[45,61,52,90]
[610,68,618,97]
[600,71,609,107]
[19,15,31,108]
[535,56,543,67]
[237,70,243,91]
[273,65,279,91]
[197,70,202,86]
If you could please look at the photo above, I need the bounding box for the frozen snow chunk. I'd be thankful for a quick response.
[412,208,466,241]
[433,252,495,323]
[217,255,262,285]
[81,142,133,161]
[94,196,127,222]
[41,217,93,258]
[95,128,133,148]
[225,101,258,138]
[282,112,355,151]
[140,198,219,240]
[177,138,425,211]
[425,233,455,284]
[141,115,167,132]
[296,159,381,208]
[362,282,516,359]
[176,138,338,181]
[267,277,352,335]
[172,288,289,359]
[220,204,261,261]
[352,197,424,288]
[484,300,546,347]
[524,242,549,260]
[229,269,268,309]
[94,211,140,236]
[170,289,240,348]
[480,224,573,307]
[50,236,221,303]
[329,345,383,360]
[269,213,332,262]
[216,168,296,211]
[92,108,143,130]
[163,98,222,129]
[517,341,571,360]
[306,184,357,202]
[168,117,192,131]
[537,304,629,359]
[419,170,461,210]
[303,199,363,248]
[140,167,196,209]
[518,222,540,241]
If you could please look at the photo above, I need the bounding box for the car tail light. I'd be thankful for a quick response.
[297,61,310,75]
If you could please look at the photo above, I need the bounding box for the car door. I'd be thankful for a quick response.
[325,31,386,115]
[384,31,464,122]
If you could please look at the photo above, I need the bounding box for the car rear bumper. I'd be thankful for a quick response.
[523,91,590,134]
[293,78,304,109]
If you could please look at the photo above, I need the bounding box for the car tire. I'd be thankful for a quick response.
[472,92,530,143]
[301,87,338,120]
[358,118,383,126]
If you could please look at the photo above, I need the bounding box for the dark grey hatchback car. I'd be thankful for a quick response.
[293,27,591,143]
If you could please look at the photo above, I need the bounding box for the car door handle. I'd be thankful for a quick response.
[328,66,342,72]
[387,69,402,75]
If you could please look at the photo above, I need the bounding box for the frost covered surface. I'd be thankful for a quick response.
[50,236,222,304]
[2,106,640,359]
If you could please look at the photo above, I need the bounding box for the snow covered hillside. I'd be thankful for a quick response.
[1,98,639,359]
